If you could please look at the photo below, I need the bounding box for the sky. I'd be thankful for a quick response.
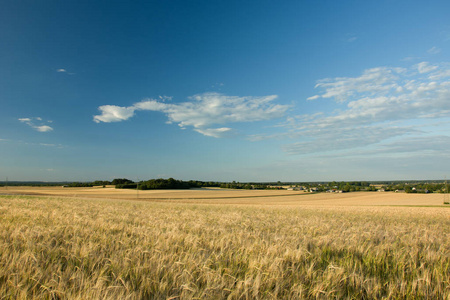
[1,0,450,182]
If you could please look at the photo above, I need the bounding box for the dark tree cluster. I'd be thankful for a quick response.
[114,179,277,190]
[218,181,276,189]
[111,178,133,185]
[66,180,113,187]
[321,181,371,192]
[137,178,192,190]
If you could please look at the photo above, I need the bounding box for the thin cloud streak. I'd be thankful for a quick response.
[282,126,417,155]
[56,68,75,75]
[427,46,441,55]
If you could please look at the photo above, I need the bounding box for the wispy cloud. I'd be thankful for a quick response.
[416,61,438,73]
[282,126,417,155]
[93,61,450,159]
[0,138,64,148]
[282,61,450,155]
[427,46,441,55]
[94,93,289,138]
[377,135,450,154]
[56,68,75,75]
[344,33,358,43]
[19,117,54,132]
[402,56,421,62]
[211,82,225,89]
[39,143,62,148]
[311,135,450,161]
[309,67,405,102]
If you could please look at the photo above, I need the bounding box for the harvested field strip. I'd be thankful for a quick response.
[1,187,447,206]
[0,191,309,200]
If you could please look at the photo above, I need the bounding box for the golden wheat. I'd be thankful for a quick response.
[0,195,449,299]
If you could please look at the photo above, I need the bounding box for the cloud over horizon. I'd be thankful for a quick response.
[284,61,450,155]
[93,61,450,157]
[94,92,289,138]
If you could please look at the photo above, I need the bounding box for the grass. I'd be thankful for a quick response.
[0,195,449,299]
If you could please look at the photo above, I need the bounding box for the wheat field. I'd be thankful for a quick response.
[0,192,449,299]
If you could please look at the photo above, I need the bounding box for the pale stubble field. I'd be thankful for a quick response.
[0,187,449,299]
[1,186,447,206]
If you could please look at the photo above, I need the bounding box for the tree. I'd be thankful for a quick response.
[112,178,134,185]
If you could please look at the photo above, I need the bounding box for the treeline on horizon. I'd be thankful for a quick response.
[113,178,279,190]
[1,178,449,193]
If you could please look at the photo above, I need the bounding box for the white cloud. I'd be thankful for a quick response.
[93,105,136,123]
[133,100,169,111]
[306,95,320,101]
[428,67,450,80]
[94,92,289,138]
[35,125,53,132]
[56,68,75,75]
[19,117,54,132]
[416,62,438,73]
[194,127,232,138]
[283,61,450,155]
[92,61,450,159]
[308,67,404,102]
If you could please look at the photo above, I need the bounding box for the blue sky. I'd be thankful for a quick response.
[1,0,450,182]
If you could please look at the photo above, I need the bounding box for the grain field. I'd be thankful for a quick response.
[0,194,449,299]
